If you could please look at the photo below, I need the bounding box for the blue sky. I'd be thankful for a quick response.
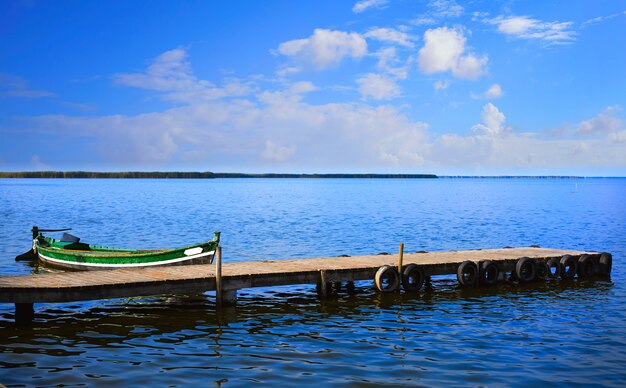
[1,0,625,175]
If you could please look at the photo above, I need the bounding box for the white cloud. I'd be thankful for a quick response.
[412,17,437,26]
[487,16,576,44]
[357,73,401,100]
[277,29,367,70]
[582,12,626,27]
[428,0,464,18]
[484,84,503,98]
[365,27,415,48]
[426,105,626,173]
[262,140,296,162]
[453,54,488,80]
[115,48,197,91]
[374,47,411,79]
[411,0,463,26]
[13,97,626,173]
[433,79,450,91]
[276,66,300,76]
[418,27,488,80]
[289,81,318,94]
[352,0,388,14]
[576,106,622,136]
[472,83,503,99]
[472,103,507,136]
[8,50,626,174]
[114,48,250,102]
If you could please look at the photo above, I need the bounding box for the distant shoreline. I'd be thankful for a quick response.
[0,171,438,179]
[0,171,620,179]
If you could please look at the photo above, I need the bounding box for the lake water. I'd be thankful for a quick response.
[0,178,625,386]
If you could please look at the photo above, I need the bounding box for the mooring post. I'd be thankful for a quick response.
[398,242,404,275]
[215,246,223,305]
[318,270,333,297]
[15,303,34,325]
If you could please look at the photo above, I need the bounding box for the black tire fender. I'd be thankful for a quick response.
[401,263,424,292]
[375,265,400,292]
[560,255,578,279]
[577,254,597,278]
[516,257,536,283]
[479,260,499,285]
[457,261,479,286]
[598,252,612,276]
[546,257,561,279]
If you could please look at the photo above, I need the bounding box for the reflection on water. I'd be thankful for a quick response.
[1,277,623,386]
[1,178,625,386]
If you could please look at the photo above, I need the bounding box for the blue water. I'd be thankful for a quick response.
[0,178,625,386]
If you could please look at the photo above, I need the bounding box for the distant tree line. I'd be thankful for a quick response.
[0,171,439,179]
[0,171,216,178]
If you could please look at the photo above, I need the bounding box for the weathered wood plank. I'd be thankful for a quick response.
[0,247,594,304]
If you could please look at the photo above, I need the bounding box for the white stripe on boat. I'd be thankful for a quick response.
[37,250,215,268]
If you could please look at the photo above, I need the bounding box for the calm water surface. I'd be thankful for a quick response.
[0,178,625,386]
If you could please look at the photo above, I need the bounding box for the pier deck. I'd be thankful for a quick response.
[0,247,601,323]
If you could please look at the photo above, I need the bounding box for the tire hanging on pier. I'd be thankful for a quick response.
[375,265,400,292]
[577,254,597,278]
[479,260,499,285]
[401,264,424,292]
[598,252,612,276]
[457,261,479,286]
[535,260,549,280]
[546,257,561,279]
[559,255,578,279]
[515,257,536,283]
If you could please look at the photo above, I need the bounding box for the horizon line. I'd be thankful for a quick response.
[1,171,625,179]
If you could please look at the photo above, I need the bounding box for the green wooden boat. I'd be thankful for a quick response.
[30,227,220,270]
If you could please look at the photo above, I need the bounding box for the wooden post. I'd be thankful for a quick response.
[215,246,223,305]
[398,242,404,275]
[318,270,333,298]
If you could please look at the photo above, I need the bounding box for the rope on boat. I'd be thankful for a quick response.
[220,245,268,262]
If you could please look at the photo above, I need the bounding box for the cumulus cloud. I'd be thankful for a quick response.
[418,27,488,80]
[426,105,626,173]
[484,84,503,98]
[576,106,622,136]
[7,49,626,174]
[472,103,507,136]
[115,48,251,102]
[357,73,401,100]
[472,83,503,99]
[277,29,367,70]
[352,0,388,14]
[16,84,429,168]
[365,27,415,48]
[487,15,576,44]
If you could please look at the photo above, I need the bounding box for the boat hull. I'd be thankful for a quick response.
[33,234,220,271]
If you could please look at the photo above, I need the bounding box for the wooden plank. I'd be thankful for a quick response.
[0,247,595,304]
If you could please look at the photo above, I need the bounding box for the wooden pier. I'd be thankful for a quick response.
[0,247,612,324]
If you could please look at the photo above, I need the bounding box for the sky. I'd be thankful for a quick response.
[1,0,625,175]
